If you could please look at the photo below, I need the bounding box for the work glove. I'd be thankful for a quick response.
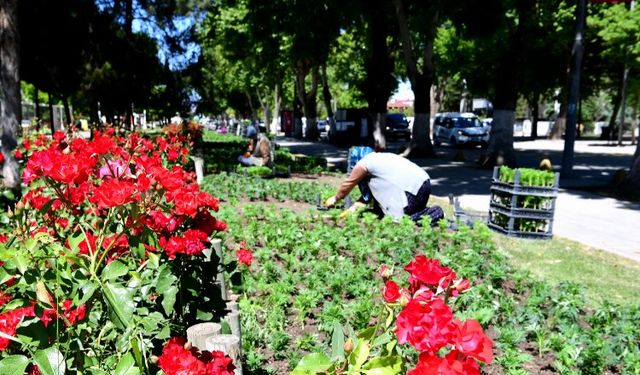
[324,196,339,208]
[338,201,366,220]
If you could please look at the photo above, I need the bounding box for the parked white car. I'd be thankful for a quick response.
[433,112,489,148]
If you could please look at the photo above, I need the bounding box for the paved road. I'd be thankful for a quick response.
[276,136,640,262]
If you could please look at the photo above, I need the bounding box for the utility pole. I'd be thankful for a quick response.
[561,0,586,178]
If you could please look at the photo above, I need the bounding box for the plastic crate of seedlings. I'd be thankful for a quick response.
[488,166,559,239]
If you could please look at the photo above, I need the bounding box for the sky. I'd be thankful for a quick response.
[392,80,415,101]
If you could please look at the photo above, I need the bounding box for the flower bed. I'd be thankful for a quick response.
[203,176,640,374]
[0,128,239,374]
[196,130,327,174]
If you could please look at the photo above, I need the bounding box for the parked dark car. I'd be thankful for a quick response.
[385,113,411,141]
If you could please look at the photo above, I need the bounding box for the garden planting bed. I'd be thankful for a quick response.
[1,129,639,375]
[201,173,640,375]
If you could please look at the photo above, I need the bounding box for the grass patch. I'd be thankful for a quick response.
[492,235,640,307]
[431,193,640,306]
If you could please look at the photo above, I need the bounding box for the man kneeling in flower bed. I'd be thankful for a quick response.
[325,147,444,225]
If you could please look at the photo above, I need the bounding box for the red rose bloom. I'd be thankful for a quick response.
[404,256,456,290]
[236,246,253,267]
[395,298,456,352]
[0,306,36,351]
[454,319,493,363]
[157,337,235,375]
[408,350,480,375]
[91,179,137,209]
[383,280,401,303]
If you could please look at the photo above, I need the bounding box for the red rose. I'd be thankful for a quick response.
[213,219,227,232]
[404,256,456,291]
[236,248,253,267]
[157,337,235,375]
[454,319,493,363]
[91,179,137,209]
[383,280,401,303]
[395,298,456,352]
[0,306,36,351]
[172,191,200,217]
[408,350,480,375]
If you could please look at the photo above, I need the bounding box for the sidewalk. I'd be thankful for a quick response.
[275,136,640,262]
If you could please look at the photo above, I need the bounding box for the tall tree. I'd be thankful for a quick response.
[0,0,21,190]
[481,0,537,167]
[393,0,438,157]
[357,0,397,150]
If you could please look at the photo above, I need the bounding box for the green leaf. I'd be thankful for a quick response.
[362,355,402,375]
[102,260,129,280]
[16,319,49,348]
[33,347,66,375]
[130,338,146,374]
[147,252,160,269]
[67,232,84,253]
[156,266,177,291]
[330,321,345,361]
[220,321,232,335]
[114,353,141,375]
[348,340,370,370]
[38,199,55,215]
[161,285,178,315]
[14,253,29,274]
[103,282,135,329]
[0,355,29,375]
[290,353,332,375]
[357,327,376,341]
[77,281,98,306]
[2,189,15,201]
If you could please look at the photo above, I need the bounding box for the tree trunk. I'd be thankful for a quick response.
[481,0,536,167]
[63,97,72,126]
[606,88,622,141]
[320,63,335,135]
[295,63,320,141]
[623,141,640,195]
[271,82,281,134]
[530,93,539,140]
[256,88,269,133]
[34,86,41,131]
[393,0,436,157]
[124,0,133,36]
[48,93,55,134]
[245,91,259,126]
[0,0,21,190]
[371,112,386,150]
[363,0,395,150]
[549,101,566,140]
[631,104,637,145]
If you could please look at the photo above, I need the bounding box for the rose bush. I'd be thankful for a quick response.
[0,127,230,374]
[292,255,493,375]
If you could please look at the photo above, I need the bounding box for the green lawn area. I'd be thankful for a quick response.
[413,195,640,307]
[493,235,640,307]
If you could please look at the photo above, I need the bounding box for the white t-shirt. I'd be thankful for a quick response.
[358,153,430,219]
